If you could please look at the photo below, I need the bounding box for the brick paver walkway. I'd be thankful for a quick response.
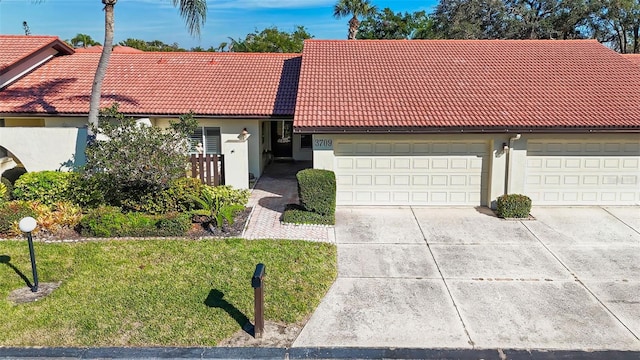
[241,164,334,243]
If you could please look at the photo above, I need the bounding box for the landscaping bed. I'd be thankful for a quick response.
[0,239,337,347]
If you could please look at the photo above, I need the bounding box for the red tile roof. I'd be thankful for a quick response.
[295,40,640,131]
[622,54,640,67]
[0,35,73,73]
[73,46,144,53]
[0,51,301,117]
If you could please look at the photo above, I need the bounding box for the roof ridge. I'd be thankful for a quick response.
[303,39,600,43]
[0,34,60,39]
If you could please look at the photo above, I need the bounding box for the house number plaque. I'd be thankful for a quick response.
[313,137,333,150]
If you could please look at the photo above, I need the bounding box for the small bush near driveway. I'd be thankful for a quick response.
[283,169,336,225]
[496,194,532,218]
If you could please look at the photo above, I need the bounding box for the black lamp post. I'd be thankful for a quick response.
[19,217,39,292]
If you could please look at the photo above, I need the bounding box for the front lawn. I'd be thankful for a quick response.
[0,239,336,347]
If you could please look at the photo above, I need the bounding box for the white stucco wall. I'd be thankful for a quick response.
[224,139,249,189]
[155,118,262,182]
[0,127,87,172]
[292,134,313,161]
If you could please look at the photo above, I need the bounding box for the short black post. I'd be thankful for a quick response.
[26,232,39,292]
[251,263,265,339]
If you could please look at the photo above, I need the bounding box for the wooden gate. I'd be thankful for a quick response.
[189,154,224,186]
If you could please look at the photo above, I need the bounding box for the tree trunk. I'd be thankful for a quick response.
[348,16,359,40]
[88,0,117,138]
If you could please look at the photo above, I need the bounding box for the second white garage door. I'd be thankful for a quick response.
[525,139,640,205]
[334,140,488,205]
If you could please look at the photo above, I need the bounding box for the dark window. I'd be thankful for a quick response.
[190,127,221,155]
[300,134,312,149]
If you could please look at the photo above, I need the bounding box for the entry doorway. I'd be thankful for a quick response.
[271,120,293,159]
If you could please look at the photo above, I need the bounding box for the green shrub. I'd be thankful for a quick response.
[79,206,191,237]
[12,171,73,206]
[192,185,248,228]
[79,206,128,237]
[496,194,532,218]
[0,201,37,236]
[296,169,336,216]
[1,177,12,201]
[67,172,112,209]
[204,185,250,208]
[282,204,335,225]
[120,177,204,214]
[155,212,192,236]
[163,177,203,212]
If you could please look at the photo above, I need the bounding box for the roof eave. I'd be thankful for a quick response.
[294,126,640,134]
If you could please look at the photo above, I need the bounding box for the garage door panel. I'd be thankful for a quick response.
[413,158,429,169]
[394,158,411,169]
[375,143,392,153]
[526,140,640,205]
[375,175,391,185]
[393,143,411,153]
[336,158,353,169]
[375,158,392,169]
[413,175,428,185]
[334,140,487,206]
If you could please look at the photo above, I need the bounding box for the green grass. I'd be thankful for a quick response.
[0,239,337,347]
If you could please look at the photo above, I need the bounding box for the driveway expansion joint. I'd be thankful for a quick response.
[410,206,476,349]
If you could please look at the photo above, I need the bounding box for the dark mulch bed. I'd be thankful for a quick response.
[187,207,252,238]
[3,207,253,241]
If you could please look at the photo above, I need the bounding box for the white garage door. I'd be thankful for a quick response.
[334,140,488,205]
[525,140,640,205]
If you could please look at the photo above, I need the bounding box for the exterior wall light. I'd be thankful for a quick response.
[238,128,250,141]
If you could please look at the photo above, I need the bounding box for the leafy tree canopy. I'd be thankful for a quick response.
[229,26,313,53]
[357,8,437,39]
[431,0,638,53]
[84,104,198,190]
[334,0,378,39]
[68,33,101,48]
[118,38,186,51]
[590,0,640,53]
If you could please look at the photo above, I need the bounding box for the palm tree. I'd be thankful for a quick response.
[69,33,101,48]
[86,0,207,138]
[333,0,378,40]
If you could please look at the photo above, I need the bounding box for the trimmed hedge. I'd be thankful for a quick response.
[283,169,336,226]
[13,171,73,206]
[79,206,192,237]
[296,169,336,216]
[282,204,334,225]
[496,194,532,218]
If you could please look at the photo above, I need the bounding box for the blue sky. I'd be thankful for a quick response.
[0,0,438,49]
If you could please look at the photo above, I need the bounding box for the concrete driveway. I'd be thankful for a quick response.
[293,206,640,351]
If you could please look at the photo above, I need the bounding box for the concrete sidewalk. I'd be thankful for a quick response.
[293,206,640,351]
[2,346,639,359]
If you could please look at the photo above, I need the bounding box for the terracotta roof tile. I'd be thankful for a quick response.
[622,54,640,68]
[0,51,301,116]
[74,45,144,53]
[294,40,640,130]
[0,35,73,73]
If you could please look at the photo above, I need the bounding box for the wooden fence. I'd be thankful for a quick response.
[189,154,224,186]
